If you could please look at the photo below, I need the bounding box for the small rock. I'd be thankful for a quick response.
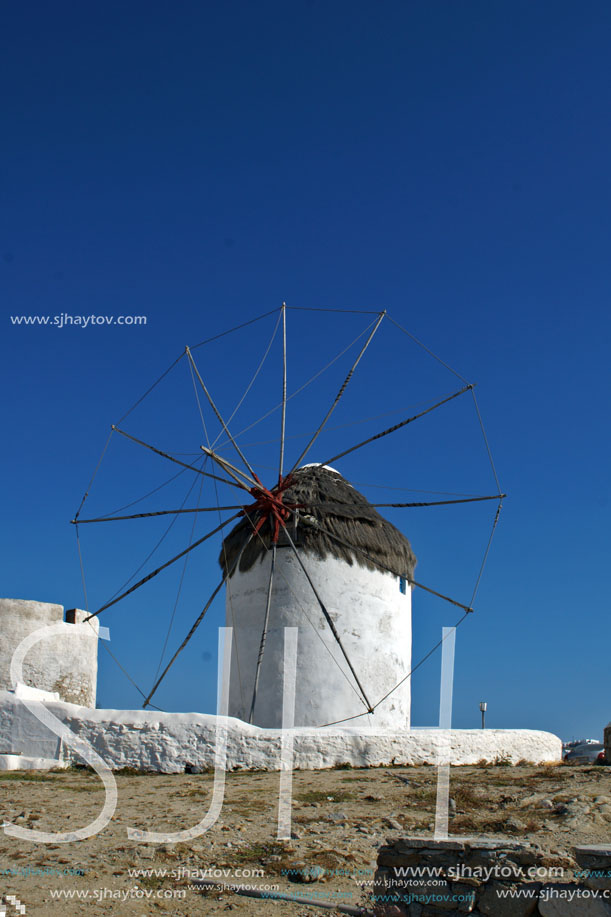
[326,812,348,823]
[519,793,546,808]
[505,816,527,831]
[288,864,326,884]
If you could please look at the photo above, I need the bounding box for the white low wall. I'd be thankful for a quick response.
[0,691,561,772]
[0,754,65,771]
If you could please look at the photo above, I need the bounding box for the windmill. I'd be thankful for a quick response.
[73,305,504,723]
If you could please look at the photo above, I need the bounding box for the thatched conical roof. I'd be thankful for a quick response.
[219,464,416,578]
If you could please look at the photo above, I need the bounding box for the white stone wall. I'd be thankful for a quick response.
[0,599,99,707]
[0,691,562,771]
[225,549,412,729]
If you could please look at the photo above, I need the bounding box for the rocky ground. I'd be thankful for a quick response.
[0,762,609,916]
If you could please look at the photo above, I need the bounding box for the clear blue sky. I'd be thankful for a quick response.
[2,1,609,741]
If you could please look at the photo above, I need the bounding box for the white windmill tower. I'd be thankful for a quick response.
[220,462,416,730]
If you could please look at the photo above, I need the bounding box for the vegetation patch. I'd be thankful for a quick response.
[0,772,58,782]
[452,785,485,810]
[114,766,161,776]
[227,797,268,815]
[224,841,293,873]
[295,789,355,804]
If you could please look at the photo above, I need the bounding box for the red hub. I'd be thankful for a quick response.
[243,474,299,543]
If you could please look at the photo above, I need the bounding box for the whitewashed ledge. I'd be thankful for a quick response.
[0,754,62,771]
[0,692,561,772]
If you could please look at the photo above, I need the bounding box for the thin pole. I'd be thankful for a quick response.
[73,429,114,521]
[284,506,474,614]
[369,494,506,509]
[217,322,383,449]
[186,347,258,482]
[320,384,473,468]
[72,506,245,524]
[142,531,256,708]
[282,527,373,714]
[200,446,257,490]
[288,311,386,473]
[248,543,276,723]
[408,578,473,613]
[142,577,226,709]
[112,425,243,490]
[386,314,470,384]
[116,351,187,426]
[278,303,287,479]
[190,307,281,351]
[84,512,241,620]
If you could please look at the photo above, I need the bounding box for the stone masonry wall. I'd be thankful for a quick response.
[374,836,611,916]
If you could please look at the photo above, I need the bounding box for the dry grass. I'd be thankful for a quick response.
[1,764,609,917]
[295,789,355,804]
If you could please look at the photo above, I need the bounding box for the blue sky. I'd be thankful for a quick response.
[1,1,610,741]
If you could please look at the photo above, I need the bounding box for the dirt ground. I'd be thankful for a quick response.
[1,762,609,916]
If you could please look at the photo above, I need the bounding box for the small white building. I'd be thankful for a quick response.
[221,464,417,730]
[0,598,99,706]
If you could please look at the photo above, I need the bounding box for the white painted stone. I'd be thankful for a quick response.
[0,692,562,772]
[0,753,66,771]
[14,681,60,702]
[226,550,412,729]
[0,599,99,706]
